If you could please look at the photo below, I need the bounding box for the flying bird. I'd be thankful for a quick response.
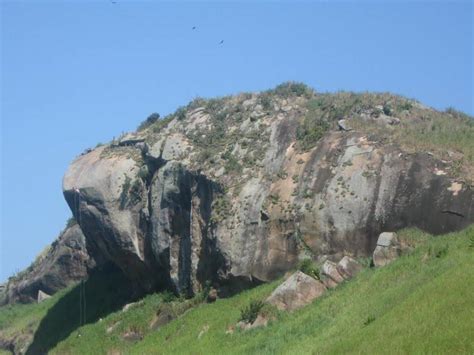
[192,26,196,30]
[219,40,224,45]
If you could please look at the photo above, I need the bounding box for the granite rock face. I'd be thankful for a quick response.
[61,89,474,296]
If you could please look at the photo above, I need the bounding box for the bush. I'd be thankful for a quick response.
[129,179,143,205]
[383,104,392,116]
[149,115,173,133]
[137,165,149,180]
[273,82,313,98]
[239,300,265,324]
[161,291,176,303]
[260,94,272,111]
[223,153,242,173]
[206,98,226,113]
[269,194,280,205]
[397,101,413,111]
[175,107,187,121]
[194,281,212,303]
[137,112,160,131]
[119,176,132,209]
[298,259,320,279]
[196,149,214,163]
[296,121,329,150]
[187,97,206,110]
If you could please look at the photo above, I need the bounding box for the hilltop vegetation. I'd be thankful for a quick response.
[1,226,473,354]
[136,82,473,182]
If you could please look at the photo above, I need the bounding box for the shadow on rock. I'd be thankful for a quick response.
[26,263,135,355]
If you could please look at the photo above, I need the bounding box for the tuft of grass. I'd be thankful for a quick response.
[363,315,376,326]
[239,300,265,324]
[119,175,132,209]
[428,244,449,259]
[298,259,320,280]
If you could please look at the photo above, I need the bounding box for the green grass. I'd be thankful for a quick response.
[130,225,474,354]
[2,226,473,354]
[352,108,474,182]
[0,292,58,353]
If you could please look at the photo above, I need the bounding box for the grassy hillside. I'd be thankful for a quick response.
[0,264,134,354]
[2,225,471,354]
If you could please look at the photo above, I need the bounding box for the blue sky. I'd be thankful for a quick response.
[0,1,472,282]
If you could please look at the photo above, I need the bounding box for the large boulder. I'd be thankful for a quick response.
[61,90,474,296]
[337,256,363,279]
[373,232,401,267]
[266,271,326,311]
[320,260,345,288]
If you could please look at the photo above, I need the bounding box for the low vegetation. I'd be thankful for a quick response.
[239,300,265,324]
[297,258,320,280]
[351,104,474,182]
[137,113,160,131]
[1,226,472,354]
[268,82,314,98]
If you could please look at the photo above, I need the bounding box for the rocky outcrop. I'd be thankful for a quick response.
[266,271,326,311]
[1,223,94,305]
[61,88,474,297]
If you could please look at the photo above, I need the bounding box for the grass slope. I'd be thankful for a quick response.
[2,226,473,354]
[0,264,134,354]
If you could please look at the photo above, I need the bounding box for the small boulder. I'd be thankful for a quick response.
[236,321,248,330]
[236,314,272,331]
[121,330,143,342]
[266,271,326,311]
[338,119,352,131]
[252,314,270,328]
[37,290,51,303]
[321,260,345,288]
[337,256,363,279]
[373,232,401,267]
[149,304,175,330]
